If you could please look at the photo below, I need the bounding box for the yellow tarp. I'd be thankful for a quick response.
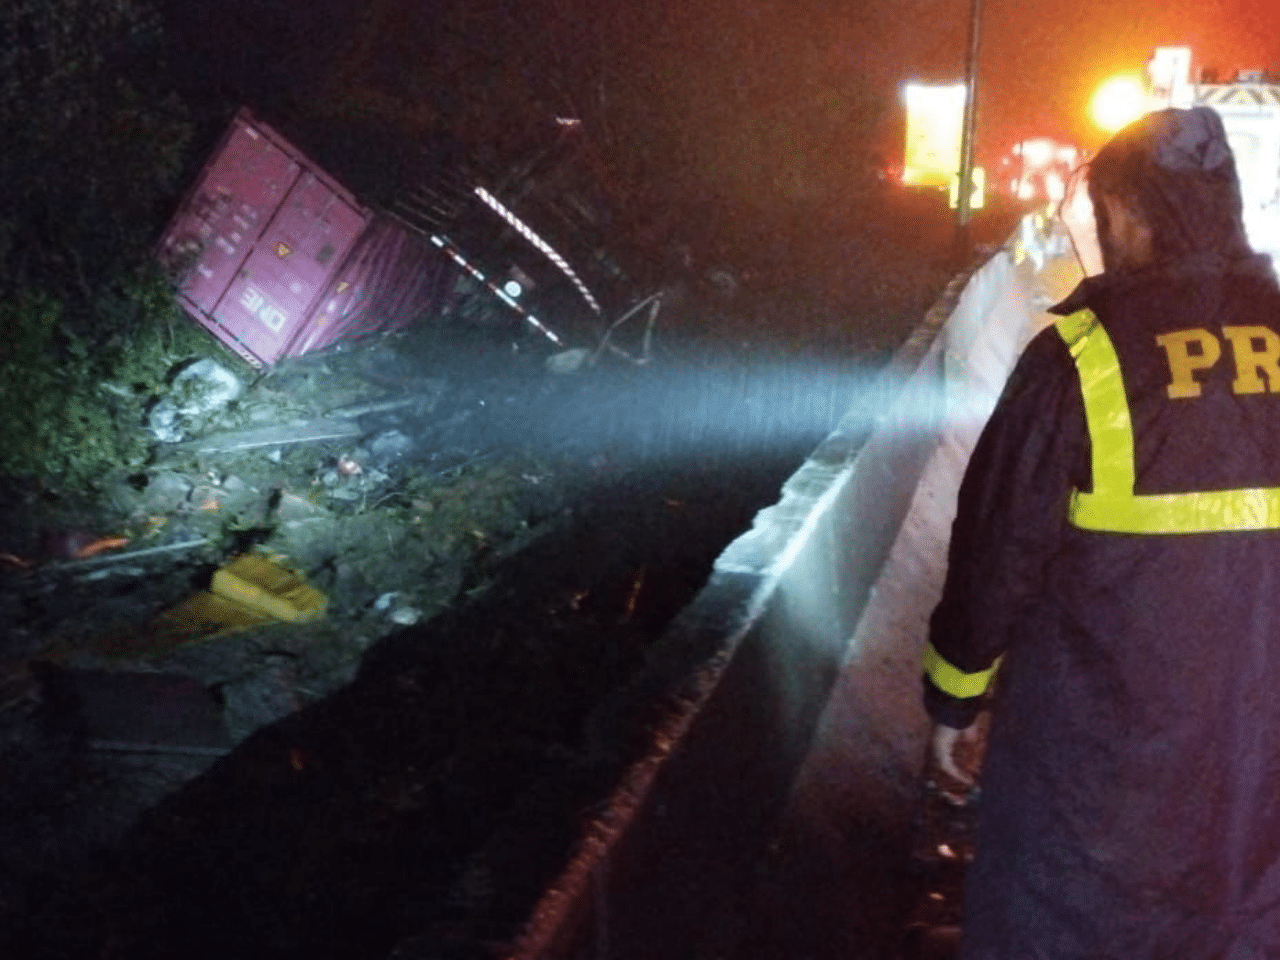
[148,554,327,645]
[211,554,327,623]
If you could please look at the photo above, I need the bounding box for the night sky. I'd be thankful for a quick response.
[629,0,1280,157]
[158,0,1280,232]
[970,0,1280,149]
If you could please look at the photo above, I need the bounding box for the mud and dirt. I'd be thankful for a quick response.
[0,193,1015,959]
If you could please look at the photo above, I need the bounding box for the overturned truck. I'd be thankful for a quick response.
[157,108,649,368]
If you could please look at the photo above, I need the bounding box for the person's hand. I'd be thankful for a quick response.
[931,718,986,788]
[1058,165,1104,277]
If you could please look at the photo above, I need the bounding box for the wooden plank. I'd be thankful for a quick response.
[166,418,363,454]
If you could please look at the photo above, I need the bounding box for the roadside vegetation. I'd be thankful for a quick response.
[0,0,206,497]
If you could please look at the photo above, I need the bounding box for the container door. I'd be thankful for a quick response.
[212,172,370,365]
[166,117,302,323]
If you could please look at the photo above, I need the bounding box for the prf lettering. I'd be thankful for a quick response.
[1156,326,1280,399]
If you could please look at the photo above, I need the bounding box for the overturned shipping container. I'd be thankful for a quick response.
[157,108,456,367]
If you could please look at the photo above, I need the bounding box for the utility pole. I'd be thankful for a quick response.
[956,0,983,251]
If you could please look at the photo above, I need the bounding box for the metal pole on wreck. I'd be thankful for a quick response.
[955,0,983,252]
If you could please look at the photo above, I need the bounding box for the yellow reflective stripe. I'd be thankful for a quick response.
[1055,310,1135,494]
[1054,309,1096,358]
[1071,488,1280,533]
[1055,310,1280,534]
[922,641,999,699]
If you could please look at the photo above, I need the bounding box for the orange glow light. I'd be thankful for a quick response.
[1089,75,1148,135]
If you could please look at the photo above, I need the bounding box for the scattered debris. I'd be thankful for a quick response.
[163,417,363,454]
[43,537,207,571]
[593,290,663,366]
[39,530,130,561]
[366,429,414,464]
[545,348,592,375]
[389,606,422,625]
[0,530,136,570]
[133,470,196,514]
[148,358,244,442]
[39,667,233,756]
[326,396,425,419]
[373,590,423,626]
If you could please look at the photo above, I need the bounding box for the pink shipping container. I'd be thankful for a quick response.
[157,108,456,367]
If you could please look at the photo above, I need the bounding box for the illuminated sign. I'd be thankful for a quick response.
[903,83,967,188]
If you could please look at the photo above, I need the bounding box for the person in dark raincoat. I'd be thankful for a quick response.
[923,106,1280,959]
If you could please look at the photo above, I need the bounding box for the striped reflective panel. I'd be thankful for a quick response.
[1055,310,1280,533]
[473,187,602,315]
[1196,85,1280,107]
[922,641,999,699]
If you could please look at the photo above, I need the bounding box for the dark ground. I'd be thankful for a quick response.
[0,189,1019,960]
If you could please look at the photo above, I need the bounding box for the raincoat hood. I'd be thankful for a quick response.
[1087,106,1253,270]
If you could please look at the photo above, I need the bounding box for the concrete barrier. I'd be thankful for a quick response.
[508,215,1082,960]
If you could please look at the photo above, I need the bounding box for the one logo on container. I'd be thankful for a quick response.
[239,285,288,333]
